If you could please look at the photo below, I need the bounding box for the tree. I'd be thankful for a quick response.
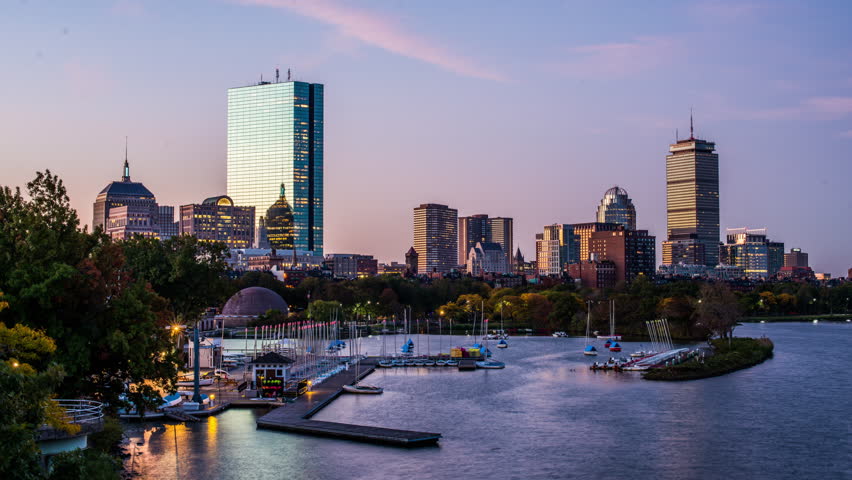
[695,283,741,339]
[0,322,66,480]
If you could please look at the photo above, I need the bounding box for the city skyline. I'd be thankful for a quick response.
[3,1,852,275]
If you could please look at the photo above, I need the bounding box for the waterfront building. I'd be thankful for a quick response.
[413,203,458,274]
[158,206,179,240]
[325,254,378,279]
[179,195,255,249]
[784,248,809,268]
[105,205,159,240]
[458,215,513,272]
[719,228,784,279]
[662,229,706,265]
[595,186,637,230]
[227,76,324,254]
[93,152,158,233]
[265,184,296,250]
[535,224,575,276]
[665,118,720,266]
[570,222,620,263]
[405,247,419,275]
[567,259,616,289]
[467,242,507,276]
[588,227,656,284]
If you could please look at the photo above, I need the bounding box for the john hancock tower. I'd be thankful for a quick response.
[227,72,324,254]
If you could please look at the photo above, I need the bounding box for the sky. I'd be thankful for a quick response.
[1,0,851,276]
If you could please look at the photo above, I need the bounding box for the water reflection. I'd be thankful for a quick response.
[129,323,851,479]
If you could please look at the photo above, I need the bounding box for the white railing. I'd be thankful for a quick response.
[52,399,104,424]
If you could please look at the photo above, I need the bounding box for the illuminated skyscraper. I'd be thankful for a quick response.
[458,214,513,272]
[666,116,719,266]
[227,76,324,254]
[179,196,255,249]
[596,186,636,230]
[413,203,458,274]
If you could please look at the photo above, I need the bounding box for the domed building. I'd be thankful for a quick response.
[266,184,295,250]
[214,286,289,328]
[596,186,636,230]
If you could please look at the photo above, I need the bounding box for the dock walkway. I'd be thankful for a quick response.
[257,358,441,447]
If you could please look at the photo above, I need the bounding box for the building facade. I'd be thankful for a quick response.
[227,78,324,254]
[93,155,159,234]
[665,124,720,266]
[595,186,637,230]
[405,247,419,274]
[265,184,295,250]
[179,195,255,249]
[784,248,809,268]
[413,204,458,274]
[325,254,378,279]
[105,205,159,240]
[719,228,784,279]
[535,224,576,276]
[158,206,179,240]
[662,229,707,265]
[458,215,513,272]
[588,227,656,284]
[568,260,617,289]
[570,222,619,263]
[467,242,507,276]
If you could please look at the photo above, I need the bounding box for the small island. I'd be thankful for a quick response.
[643,337,774,381]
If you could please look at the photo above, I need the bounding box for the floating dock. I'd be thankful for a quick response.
[256,358,441,447]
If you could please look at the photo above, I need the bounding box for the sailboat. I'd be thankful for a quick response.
[496,304,508,348]
[475,312,505,369]
[583,301,598,356]
[342,324,384,394]
[596,299,622,340]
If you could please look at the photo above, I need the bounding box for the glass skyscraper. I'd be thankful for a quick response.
[227,79,324,254]
[596,186,636,230]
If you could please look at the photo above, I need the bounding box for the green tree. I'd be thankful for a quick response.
[695,283,741,339]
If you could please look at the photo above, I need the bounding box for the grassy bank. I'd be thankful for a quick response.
[742,313,851,323]
[643,337,774,381]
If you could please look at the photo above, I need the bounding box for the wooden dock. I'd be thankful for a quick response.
[257,358,441,447]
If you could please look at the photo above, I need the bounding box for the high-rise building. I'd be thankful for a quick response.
[227,76,324,254]
[93,152,158,233]
[588,227,656,284]
[265,184,295,250]
[179,196,255,249]
[666,118,720,266]
[105,205,159,240]
[570,222,619,263]
[595,186,636,230]
[535,224,575,276]
[719,228,784,279]
[458,215,513,272]
[784,248,808,268]
[662,228,706,265]
[158,206,179,240]
[568,260,617,289]
[413,203,458,274]
[325,254,378,279]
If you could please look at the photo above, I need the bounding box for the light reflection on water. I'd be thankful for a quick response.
[127,323,851,479]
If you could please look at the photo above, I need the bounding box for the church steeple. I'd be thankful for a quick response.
[121,137,131,182]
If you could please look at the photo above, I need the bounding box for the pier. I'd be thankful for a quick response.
[256,357,442,447]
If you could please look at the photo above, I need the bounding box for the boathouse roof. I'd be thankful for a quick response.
[250,352,295,365]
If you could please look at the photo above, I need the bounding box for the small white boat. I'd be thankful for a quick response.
[760,320,766,324]
[378,360,393,368]
[596,335,622,340]
[630,351,653,358]
[812,319,819,324]
[552,331,569,338]
[584,345,598,356]
[342,384,384,394]
[445,359,459,367]
[497,339,508,349]
[476,360,505,369]
[435,359,448,366]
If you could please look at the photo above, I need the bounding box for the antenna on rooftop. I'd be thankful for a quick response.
[275,68,279,83]
[287,68,291,81]
[690,107,694,140]
[676,128,679,142]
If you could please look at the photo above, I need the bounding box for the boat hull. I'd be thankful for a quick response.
[342,385,384,394]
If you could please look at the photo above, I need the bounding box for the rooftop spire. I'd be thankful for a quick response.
[122,136,130,182]
[689,108,694,140]
[280,182,286,197]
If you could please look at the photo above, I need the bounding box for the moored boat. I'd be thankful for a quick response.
[342,384,384,394]
[584,345,598,356]
[475,360,505,369]
[497,339,508,349]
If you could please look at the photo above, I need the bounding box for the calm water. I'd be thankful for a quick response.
[126,323,852,479]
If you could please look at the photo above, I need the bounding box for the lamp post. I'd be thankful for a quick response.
[192,325,202,404]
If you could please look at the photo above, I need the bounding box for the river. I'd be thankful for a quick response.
[124,322,851,479]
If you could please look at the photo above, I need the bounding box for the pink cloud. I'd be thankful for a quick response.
[236,0,505,82]
[546,36,679,78]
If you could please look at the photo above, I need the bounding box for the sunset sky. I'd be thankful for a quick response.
[2,1,851,275]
